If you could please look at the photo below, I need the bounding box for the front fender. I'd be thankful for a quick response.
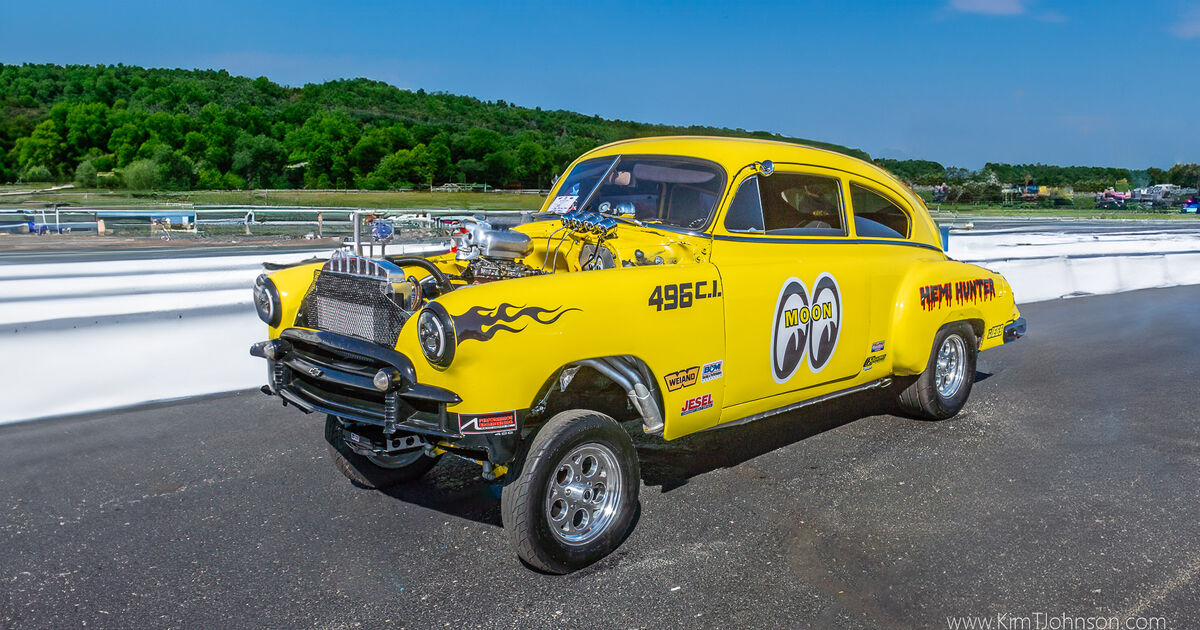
[891,261,1021,375]
[401,265,727,438]
[265,262,325,338]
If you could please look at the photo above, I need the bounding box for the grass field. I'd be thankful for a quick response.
[3,187,1195,221]
[0,188,548,211]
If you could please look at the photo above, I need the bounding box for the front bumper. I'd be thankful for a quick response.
[251,328,521,464]
[1004,317,1027,343]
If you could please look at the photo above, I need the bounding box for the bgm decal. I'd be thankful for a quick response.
[663,366,700,392]
[770,273,842,383]
[700,360,723,383]
[680,393,713,416]
[459,411,517,435]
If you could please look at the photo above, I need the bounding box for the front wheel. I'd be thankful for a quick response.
[324,415,439,489]
[897,322,978,420]
[501,409,640,574]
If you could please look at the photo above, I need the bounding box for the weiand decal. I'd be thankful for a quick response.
[663,366,700,392]
[680,393,713,416]
[770,273,842,383]
[700,360,723,382]
[648,279,721,311]
[459,411,517,435]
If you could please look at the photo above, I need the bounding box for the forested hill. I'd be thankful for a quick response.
[0,63,868,190]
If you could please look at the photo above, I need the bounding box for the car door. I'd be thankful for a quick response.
[711,166,872,417]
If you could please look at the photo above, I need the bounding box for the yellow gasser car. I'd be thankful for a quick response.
[250,136,1025,573]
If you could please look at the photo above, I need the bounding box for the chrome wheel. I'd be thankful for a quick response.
[544,442,623,546]
[935,334,968,398]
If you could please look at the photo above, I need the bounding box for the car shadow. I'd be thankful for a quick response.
[379,456,505,527]
[376,386,917,525]
[631,387,904,492]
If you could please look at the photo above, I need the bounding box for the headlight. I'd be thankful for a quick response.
[253,274,282,328]
[417,304,455,368]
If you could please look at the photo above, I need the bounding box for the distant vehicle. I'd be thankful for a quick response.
[1182,196,1199,214]
[1095,188,1129,209]
[1131,184,1182,208]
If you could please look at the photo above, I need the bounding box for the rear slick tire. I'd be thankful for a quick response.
[898,322,977,420]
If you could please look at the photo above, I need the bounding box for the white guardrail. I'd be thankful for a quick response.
[2,223,1199,424]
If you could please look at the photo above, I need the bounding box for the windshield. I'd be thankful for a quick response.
[546,155,726,229]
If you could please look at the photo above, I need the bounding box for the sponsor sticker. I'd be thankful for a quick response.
[871,340,885,353]
[987,324,1003,339]
[459,411,517,435]
[770,273,842,383]
[664,366,700,392]
[919,278,996,310]
[862,354,886,371]
[680,393,714,416]
[700,360,723,383]
[548,195,578,213]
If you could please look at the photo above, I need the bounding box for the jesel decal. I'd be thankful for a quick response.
[680,393,713,416]
[771,273,841,383]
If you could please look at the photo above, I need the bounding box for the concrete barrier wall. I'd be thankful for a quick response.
[1,250,328,424]
[3,226,1199,424]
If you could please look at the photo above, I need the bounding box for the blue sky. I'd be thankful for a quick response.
[2,0,1197,169]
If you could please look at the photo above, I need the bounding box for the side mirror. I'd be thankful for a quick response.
[753,160,775,177]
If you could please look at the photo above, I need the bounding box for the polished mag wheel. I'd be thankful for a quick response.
[935,333,968,398]
[544,443,623,545]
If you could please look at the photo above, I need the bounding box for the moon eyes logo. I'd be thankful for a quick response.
[770,273,842,383]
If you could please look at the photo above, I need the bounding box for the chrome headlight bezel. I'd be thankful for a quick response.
[253,274,282,328]
[417,303,456,368]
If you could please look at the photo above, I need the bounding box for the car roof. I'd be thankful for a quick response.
[579,135,922,208]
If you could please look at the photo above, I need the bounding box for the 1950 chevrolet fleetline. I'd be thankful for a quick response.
[250,136,1025,573]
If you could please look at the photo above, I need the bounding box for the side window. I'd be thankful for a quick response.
[724,176,764,232]
[760,173,845,235]
[850,183,910,238]
[723,172,846,236]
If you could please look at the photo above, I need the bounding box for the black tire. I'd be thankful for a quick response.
[324,415,439,489]
[501,409,640,574]
[897,322,978,420]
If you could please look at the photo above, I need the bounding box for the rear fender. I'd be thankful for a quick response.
[891,261,1018,375]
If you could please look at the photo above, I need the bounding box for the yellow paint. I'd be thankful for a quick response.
[266,137,1021,441]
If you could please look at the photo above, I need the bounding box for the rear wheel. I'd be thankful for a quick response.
[324,415,439,489]
[898,322,978,420]
[501,409,640,574]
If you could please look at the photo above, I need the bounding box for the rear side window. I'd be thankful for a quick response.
[723,173,845,236]
[850,183,910,238]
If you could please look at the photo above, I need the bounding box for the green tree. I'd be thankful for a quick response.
[231,134,287,188]
[74,160,98,187]
[121,159,158,190]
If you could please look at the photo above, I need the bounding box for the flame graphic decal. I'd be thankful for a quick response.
[452,303,581,344]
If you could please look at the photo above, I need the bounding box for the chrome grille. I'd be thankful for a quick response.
[295,271,406,346]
